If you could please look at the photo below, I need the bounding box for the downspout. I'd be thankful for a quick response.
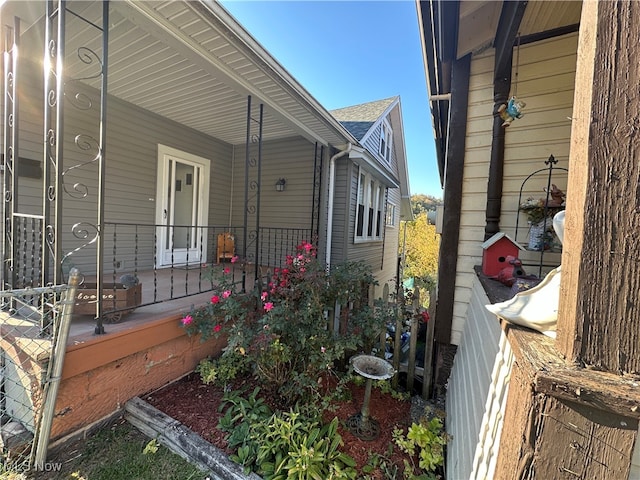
[484,1,528,240]
[325,143,352,270]
[484,70,511,240]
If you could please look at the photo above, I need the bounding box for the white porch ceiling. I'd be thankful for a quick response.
[457,0,583,58]
[4,0,352,148]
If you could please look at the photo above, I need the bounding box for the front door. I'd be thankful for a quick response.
[156,145,210,267]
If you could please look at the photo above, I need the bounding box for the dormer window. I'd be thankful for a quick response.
[379,120,392,163]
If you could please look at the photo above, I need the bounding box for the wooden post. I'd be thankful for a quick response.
[422,288,437,398]
[558,0,640,372]
[392,285,404,390]
[406,288,420,393]
[378,283,389,357]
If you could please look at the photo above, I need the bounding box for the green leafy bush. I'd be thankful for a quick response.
[181,241,388,406]
[393,417,448,479]
[217,390,356,480]
[196,351,249,387]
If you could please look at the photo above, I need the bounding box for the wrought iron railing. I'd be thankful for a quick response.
[60,223,312,331]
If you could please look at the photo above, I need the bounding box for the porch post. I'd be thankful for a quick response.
[433,53,471,344]
[558,0,640,372]
[2,17,19,290]
[310,142,323,246]
[94,0,109,334]
[43,0,65,287]
[242,95,263,291]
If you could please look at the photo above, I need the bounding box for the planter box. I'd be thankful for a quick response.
[74,283,142,320]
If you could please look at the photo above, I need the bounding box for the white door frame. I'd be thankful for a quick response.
[155,144,210,267]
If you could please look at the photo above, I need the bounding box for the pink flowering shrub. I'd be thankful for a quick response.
[181,241,387,405]
[180,264,257,344]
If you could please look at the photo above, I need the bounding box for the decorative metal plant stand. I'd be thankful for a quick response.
[347,354,396,441]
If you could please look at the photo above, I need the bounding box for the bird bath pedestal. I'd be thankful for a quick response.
[347,354,396,441]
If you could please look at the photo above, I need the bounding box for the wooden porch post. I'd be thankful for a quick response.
[558,0,640,373]
[495,2,640,477]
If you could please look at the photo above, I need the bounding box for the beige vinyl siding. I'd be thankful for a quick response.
[631,430,640,478]
[451,32,577,345]
[447,276,514,479]
[499,33,576,257]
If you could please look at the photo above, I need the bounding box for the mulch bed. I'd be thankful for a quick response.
[144,372,421,476]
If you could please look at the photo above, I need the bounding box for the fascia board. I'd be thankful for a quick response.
[196,1,359,146]
[349,147,400,189]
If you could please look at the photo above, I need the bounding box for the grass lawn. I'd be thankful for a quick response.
[1,418,209,480]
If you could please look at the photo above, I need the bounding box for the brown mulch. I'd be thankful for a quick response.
[144,371,417,476]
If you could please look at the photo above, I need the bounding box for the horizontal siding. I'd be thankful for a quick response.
[450,33,577,345]
[447,276,513,480]
[329,160,349,264]
[362,119,399,178]
[230,136,318,265]
[631,428,640,478]
[500,34,576,245]
[10,60,234,275]
[231,136,316,229]
[345,165,385,275]
[64,83,233,274]
[378,187,401,287]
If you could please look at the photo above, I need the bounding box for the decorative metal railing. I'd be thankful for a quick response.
[62,223,311,330]
[1,2,320,337]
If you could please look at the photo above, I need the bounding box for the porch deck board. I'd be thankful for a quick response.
[68,265,265,346]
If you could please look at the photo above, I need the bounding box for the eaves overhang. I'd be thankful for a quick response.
[348,146,400,189]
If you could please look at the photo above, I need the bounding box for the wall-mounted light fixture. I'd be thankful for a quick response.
[275,178,286,192]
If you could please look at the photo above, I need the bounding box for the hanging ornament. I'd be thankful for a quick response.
[498,96,526,127]
[498,32,526,127]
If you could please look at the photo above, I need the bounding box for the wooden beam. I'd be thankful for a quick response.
[558,0,640,372]
[494,1,528,78]
[536,369,640,421]
[517,23,580,46]
[506,324,640,419]
[434,54,471,344]
[497,323,639,478]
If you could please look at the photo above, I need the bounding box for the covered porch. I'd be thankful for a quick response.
[0,0,354,444]
[1,0,347,324]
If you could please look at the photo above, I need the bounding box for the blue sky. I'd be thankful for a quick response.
[220,0,442,199]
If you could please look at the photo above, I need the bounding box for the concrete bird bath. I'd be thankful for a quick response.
[347,354,396,440]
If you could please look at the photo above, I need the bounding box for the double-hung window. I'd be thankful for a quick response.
[386,203,396,227]
[355,168,385,242]
[379,120,392,164]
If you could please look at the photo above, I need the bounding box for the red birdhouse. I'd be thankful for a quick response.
[481,232,524,277]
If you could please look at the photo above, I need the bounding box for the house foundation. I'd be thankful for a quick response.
[50,315,224,440]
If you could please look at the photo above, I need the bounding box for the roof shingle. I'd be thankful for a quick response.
[330,96,397,140]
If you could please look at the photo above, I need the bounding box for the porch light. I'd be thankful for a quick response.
[275,178,286,192]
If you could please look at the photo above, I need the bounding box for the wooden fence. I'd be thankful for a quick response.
[327,282,436,399]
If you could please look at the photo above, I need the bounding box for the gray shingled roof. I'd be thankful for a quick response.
[330,97,397,141]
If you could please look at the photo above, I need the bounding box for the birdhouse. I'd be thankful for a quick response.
[481,232,524,277]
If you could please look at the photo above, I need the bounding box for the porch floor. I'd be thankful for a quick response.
[69,264,266,346]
